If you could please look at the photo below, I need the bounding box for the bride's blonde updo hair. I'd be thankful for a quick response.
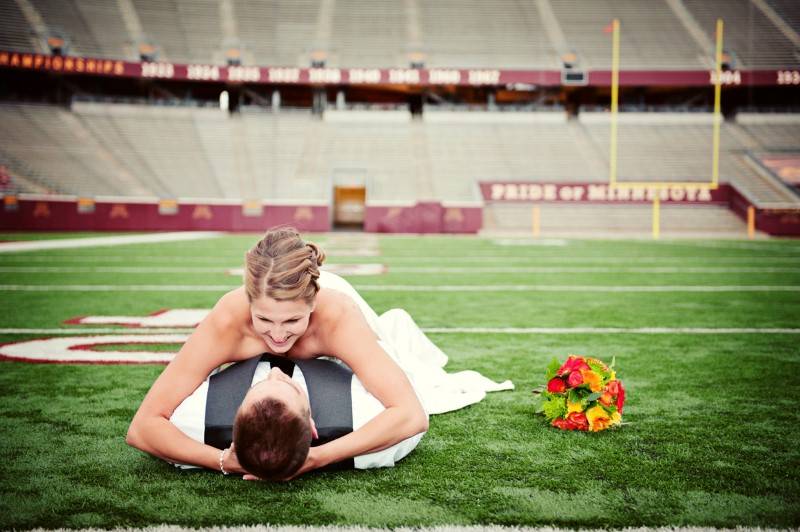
[244,227,326,305]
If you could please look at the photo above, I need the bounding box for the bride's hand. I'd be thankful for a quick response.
[285,446,323,480]
[222,444,249,476]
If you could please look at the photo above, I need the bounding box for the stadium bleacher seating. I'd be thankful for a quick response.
[330,0,409,68]
[2,102,798,211]
[233,0,319,67]
[0,1,38,53]
[736,113,800,150]
[767,0,800,32]
[418,0,557,68]
[578,112,798,203]
[682,0,799,68]
[27,0,127,59]
[131,0,222,63]
[5,0,798,69]
[548,0,708,69]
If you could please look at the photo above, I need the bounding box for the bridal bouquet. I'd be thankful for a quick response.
[533,355,625,432]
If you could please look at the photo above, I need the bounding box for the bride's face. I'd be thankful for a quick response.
[249,296,315,353]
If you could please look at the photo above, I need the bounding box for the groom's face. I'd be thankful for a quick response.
[241,366,311,419]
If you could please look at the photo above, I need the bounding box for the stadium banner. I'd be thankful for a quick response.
[480,182,731,204]
[1,50,796,88]
[0,197,330,232]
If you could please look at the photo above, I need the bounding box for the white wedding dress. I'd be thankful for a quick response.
[318,271,514,415]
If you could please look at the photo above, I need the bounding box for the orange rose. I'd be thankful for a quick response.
[580,369,603,392]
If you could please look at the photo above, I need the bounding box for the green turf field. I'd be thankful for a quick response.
[1,232,799,529]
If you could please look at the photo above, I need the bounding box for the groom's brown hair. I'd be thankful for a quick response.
[233,397,312,480]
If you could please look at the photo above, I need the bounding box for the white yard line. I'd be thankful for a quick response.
[1,327,799,335]
[353,284,800,292]
[422,327,800,334]
[0,266,232,273]
[2,255,800,264]
[657,240,800,252]
[0,284,237,291]
[3,265,800,274]
[0,232,223,253]
[2,266,800,274]
[388,266,800,274]
[14,525,798,532]
[1,284,800,292]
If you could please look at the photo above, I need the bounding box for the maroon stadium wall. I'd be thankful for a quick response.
[0,197,483,234]
[364,203,482,233]
[4,182,798,235]
[0,197,330,232]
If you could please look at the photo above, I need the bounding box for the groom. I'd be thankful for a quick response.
[168,353,426,479]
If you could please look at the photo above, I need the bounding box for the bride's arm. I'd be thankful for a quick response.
[305,303,429,473]
[125,296,248,473]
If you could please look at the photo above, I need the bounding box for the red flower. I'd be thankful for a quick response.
[557,355,590,376]
[547,378,566,393]
[567,411,589,431]
[606,380,620,395]
[567,370,584,388]
[552,412,589,431]
[616,380,626,414]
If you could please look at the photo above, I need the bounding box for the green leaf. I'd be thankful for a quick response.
[586,392,602,402]
[542,396,567,420]
[567,389,578,404]
[587,360,605,375]
[545,357,561,380]
[570,387,593,403]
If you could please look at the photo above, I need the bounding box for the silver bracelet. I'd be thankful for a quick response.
[219,447,230,475]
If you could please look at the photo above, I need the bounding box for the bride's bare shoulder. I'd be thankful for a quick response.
[207,286,250,331]
[314,287,363,328]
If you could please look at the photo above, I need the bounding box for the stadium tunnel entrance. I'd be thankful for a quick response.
[332,169,367,230]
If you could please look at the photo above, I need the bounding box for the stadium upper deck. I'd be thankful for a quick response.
[2,0,798,69]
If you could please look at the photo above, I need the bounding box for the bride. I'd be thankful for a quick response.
[126,226,511,479]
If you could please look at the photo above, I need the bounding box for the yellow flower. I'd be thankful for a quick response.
[567,399,583,413]
[581,369,603,392]
[611,411,622,426]
[586,357,608,371]
[586,405,612,432]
